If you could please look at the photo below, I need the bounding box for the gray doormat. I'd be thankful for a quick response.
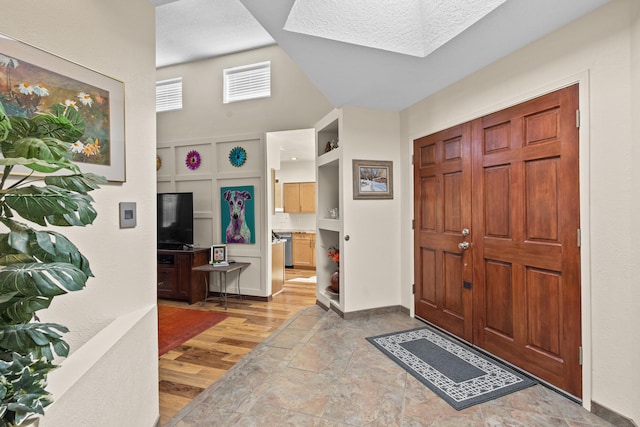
[366,326,537,410]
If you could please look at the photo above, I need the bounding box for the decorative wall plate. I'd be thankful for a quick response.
[185,150,201,170]
[229,146,247,167]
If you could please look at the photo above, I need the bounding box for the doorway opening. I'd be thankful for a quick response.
[266,129,317,296]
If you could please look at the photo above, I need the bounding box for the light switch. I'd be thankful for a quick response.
[119,202,136,228]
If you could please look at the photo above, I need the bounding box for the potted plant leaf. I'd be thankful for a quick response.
[0,100,105,426]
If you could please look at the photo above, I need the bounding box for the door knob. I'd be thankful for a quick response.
[461,228,470,237]
[458,242,470,250]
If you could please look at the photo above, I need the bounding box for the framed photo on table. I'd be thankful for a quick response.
[211,244,228,266]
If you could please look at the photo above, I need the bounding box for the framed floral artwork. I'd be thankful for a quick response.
[0,34,125,181]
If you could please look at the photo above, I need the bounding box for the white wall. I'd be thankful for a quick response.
[277,160,316,183]
[158,134,269,295]
[157,46,332,297]
[629,1,640,423]
[399,0,639,422]
[272,212,316,232]
[0,0,159,426]
[340,106,402,313]
[157,45,333,140]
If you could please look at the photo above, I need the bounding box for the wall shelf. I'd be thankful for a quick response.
[317,146,340,167]
[317,118,339,159]
[317,218,340,232]
[315,110,343,312]
[315,106,400,316]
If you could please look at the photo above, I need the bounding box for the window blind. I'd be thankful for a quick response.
[156,78,183,112]
[223,61,271,104]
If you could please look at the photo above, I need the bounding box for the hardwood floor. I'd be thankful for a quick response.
[157,268,317,425]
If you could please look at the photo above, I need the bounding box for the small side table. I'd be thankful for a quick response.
[192,262,250,309]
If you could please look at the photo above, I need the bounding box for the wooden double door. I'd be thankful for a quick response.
[413,85,582,398]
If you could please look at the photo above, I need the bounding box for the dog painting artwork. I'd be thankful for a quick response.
[221,186,256,244]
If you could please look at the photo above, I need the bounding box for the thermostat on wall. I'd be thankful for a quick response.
[119,202,137,228]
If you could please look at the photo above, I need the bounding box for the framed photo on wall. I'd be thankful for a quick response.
[0,33,125,182]
[352,159,393,199]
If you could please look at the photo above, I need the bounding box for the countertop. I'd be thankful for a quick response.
[273,229,315,234]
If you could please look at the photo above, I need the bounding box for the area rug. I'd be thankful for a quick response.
[158,306,228,356]
[366,326,536,410]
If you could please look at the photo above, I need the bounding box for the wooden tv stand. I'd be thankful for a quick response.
[157,248,209,304]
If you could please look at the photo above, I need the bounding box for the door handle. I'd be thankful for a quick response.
[458,242,470,250]
[461,228,470,237]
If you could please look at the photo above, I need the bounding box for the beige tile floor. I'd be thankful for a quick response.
[164,306,614,427]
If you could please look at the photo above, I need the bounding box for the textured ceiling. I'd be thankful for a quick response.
[154,0,275,68]
[283,0,507,58]
[240,0,611,111]
[153,0,612,110]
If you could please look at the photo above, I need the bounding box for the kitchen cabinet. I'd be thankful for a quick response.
[283,182,316,213]
[272,241,285,295]
[292,232,316,268]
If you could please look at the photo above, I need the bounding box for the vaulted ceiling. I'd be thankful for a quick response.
[153,0,611,111]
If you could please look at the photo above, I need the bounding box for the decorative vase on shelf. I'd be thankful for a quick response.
[330,270,340,293]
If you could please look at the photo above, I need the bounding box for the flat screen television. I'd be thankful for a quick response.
[157,192,194,250]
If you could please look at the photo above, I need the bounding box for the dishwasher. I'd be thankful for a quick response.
[279,233,293,267]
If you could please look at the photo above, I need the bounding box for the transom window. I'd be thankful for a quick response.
[223,61,271,104]
[156,78,183,112]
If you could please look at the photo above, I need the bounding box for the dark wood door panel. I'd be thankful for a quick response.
[415,84,581,398]
[157,266,177,296]
[483,259,514,339]
[414,123,473,342]
[473,85,581,397]
[483,240,562,270]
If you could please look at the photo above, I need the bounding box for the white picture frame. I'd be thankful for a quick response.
[211,244,228,266]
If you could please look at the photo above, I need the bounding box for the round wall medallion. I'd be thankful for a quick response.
[185,150,201,170]
[229,146,247,167]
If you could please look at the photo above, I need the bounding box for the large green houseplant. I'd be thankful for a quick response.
[0,101,105,426]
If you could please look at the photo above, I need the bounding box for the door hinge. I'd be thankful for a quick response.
[579,346,583,365]
[577,229,581,247]
[576,109,580,128]
[412,219,415,230]
[412,283,416,294]
[411,154,414,165]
